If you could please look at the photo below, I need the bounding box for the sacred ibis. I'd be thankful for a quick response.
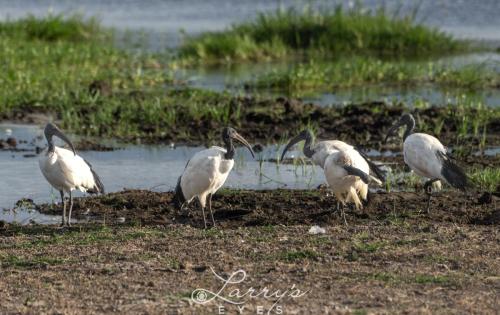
[173,127,255,228]
[385,113,468,212]
[324,148,382,224]
[280,129,385,180]
[39,123,104,226]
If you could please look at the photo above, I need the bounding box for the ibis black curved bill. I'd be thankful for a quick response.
[44,123,76,155]
[384,124,400,143]
[232,132,255,158]
[280,130,310,161]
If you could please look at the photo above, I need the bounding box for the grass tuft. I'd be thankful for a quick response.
[179,6,466,64]
[247,58,500,93]
[469,168,500,192]
[0,14,105,42]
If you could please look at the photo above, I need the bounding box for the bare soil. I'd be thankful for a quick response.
[0,189,498,314]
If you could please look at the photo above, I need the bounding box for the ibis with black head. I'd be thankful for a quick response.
[39,123,104,226]
[173,127,255,228]
[385,113,468,212]
[280,129,385,181]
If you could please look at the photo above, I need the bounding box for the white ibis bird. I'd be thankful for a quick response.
[324,148,382,224]
[39,123,104,226]
[173,127,255,228]
[280,129,385,181]
[385,113,468,212]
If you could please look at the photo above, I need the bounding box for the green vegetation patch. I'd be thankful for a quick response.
[179,6,466,64]
[469,168,500,192]
[279,249,320,262]
[0,15,169,130]
[248,58,500,93]
[0,254,67,268]
[0,14,105,42]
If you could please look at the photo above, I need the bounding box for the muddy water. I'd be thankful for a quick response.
[0,124,325,223]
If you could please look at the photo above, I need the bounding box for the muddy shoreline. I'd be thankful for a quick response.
[32,189,499,228]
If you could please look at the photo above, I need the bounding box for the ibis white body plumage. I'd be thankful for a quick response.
[280,130,385,181]
[324,148,380,210]
[403,133,446,182]
[386,114,467,212]
[179,146,234,208]
[39,123,104,226]
[308,140,353,168]
[174,127,255,228]
[39,147,101,194]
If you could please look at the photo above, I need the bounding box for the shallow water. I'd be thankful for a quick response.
[179,52,500,108]
[1,124,498,224]
[0,124,325,223]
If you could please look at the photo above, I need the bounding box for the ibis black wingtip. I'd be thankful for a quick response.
[173,176,186,210]
[343,165,370,184]
[438,152,468,191]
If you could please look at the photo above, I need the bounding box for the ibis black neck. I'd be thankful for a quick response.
[302,131,315,158]
[403,119,415,141]
[224,138,235,160]
[45,133,55,154]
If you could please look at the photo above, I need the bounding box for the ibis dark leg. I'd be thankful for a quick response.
[59,190,66,226]
[68,191,73,227]
[424,179,440,214]
[207,193,215,227]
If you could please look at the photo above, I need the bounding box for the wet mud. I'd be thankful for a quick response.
[35,189,499,228]
[3,97,499,147]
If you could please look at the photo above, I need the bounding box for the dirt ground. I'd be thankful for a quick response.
[0,189,498,314]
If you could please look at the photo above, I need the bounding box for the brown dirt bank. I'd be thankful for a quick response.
[2,96,499,147]
[35,189,499,228]
[0,189,498,314]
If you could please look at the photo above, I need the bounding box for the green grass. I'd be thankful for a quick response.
[179,6,466,64]
[0,16,250,142]
[279,249,320,262]
[469,168,500,192]
[0,15,170,131]
[0,14,105,42]
[0,254,67,268]
[247,58,500,93]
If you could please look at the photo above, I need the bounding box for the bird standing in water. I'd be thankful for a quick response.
[39,123,104,226]
[173,127,255,228]
[385,114,468,212]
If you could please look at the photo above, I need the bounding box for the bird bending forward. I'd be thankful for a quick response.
[385,113,468,212]
[173,127,255,228]
[39,123,104,226]
[281,129,385,181]
[324,148,382,223]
